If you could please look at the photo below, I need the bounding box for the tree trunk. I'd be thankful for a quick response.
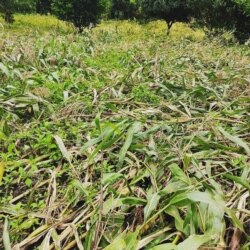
[166,21,173,35]
[4,11,14,24]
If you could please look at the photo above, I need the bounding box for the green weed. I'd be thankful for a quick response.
[132,84,160,104]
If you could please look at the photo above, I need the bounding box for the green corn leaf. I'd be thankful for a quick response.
[88,123,124,162]
[103,197,123,215]
[160,181,188,195]
[150,243,177,250]
[103,173,123,185]
[121,197,147,205]
[225,208,244,231]
[104,237,126,250]
[124,230,139,250]
[169,192,189,206]
[165,206,184,232]
[144,190,160,221]
[223,174,250,191]
[168,163,189,184]
[218,127,250,155]
[118,122,141,167]
[177,234,216,250]
[0,62,10,77]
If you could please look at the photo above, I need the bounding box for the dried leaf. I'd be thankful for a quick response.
[0,161,5,183]
[230,228,242,250]
[54,135,72,163]
[3,217,11,250]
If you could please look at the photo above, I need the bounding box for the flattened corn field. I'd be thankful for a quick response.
[0,15,250,250]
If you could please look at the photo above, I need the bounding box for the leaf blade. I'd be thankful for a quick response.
[218,127,250,155]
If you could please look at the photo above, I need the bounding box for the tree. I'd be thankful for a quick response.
[0,0,36,23]
[15,0,36,13]
[51,0,102,30]
[36,0,52,14]
[226,0,250,41]
[139,0,192,33]
[0,0,15,23]
[110,0,138,19]
[189,0,250,41]
[99,0,111,19]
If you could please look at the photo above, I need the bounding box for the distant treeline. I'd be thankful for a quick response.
[0,0,249,41]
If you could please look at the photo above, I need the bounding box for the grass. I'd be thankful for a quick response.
[0,14,73,33]
[0,14,250,249]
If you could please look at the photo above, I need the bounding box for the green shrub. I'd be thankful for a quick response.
[132,84,159,104]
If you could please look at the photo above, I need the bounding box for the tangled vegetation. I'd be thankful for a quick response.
[0,15,250,249]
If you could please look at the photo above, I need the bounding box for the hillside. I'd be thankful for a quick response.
[0,15,250,249]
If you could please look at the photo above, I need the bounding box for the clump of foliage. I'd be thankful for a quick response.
[132,84,159,104]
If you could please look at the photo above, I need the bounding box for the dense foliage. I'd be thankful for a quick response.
[189,0,250,41]
[110,0,138,19]
[51,0,101,29]
[15,0,36,13]
[36,0,52,14]
[139,0,250,38]
[140,0,191,31]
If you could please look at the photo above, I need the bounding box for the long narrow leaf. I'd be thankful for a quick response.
[3,217,11,250]
[54,135,72,163]
[177,234,215,250]
[223,174,250,191]
[0,161,5,183]
[144,191,160,221]
[218,127,250,155]
[118,122,141,167]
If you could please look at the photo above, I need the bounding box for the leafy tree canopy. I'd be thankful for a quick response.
[36,0,52,14]
[189,0,250,41]
[51,0,103,30]
[110,0,138,19]
[139,0,192,30]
